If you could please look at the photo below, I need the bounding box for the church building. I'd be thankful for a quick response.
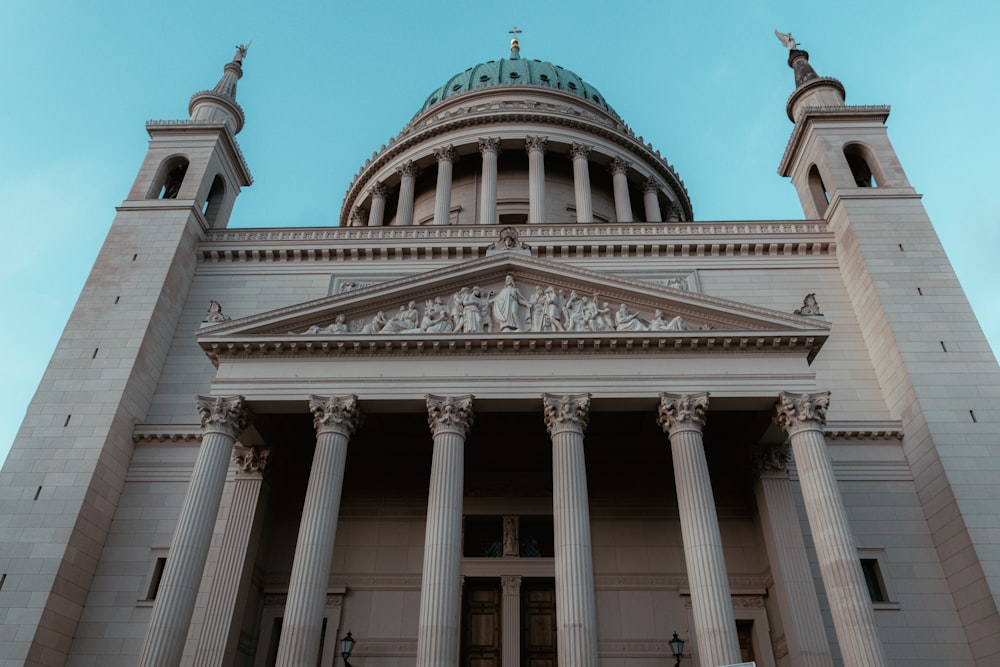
[1,33,999,667]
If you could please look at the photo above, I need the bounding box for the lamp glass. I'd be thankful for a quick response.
[340,631,356,657]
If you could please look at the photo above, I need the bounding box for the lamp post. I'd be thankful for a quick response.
[669,632,685,667]
[340,631,356,666]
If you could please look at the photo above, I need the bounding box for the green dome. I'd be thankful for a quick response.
[418,52,617,117]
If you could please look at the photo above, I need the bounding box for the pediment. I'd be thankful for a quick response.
[198,252,830,363]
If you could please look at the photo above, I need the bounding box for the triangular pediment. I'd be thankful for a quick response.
[198,252,830,363]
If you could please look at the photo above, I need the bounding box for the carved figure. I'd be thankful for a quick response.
[666,277,688,291]
[362,311,388,334]
[421,297,454,333]
[488,225,530,252]
[649,309,689,331]
[492,275,530,331]
[304,313,348,335]
[380,301,420,333]
[233,41,251,63]
[528,286,545,332]
[204,300,230,323]
[614,304,649,331]
[540,287,565,332]
[460,287,491,333]
[774,30,797,50]
[794,293,823,316]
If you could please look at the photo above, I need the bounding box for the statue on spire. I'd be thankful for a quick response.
[774,30,797,51]
[233,40,252,64]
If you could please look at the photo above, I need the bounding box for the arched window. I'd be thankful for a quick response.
[844,143,880,188]
[808,164,829,216]
[149,156,190,199]
[202,175,226,226]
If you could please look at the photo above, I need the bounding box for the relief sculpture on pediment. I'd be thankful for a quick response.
[294,274,710,336]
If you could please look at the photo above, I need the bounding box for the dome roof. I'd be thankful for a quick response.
[417,50,616,117]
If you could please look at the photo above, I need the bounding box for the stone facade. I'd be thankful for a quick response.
[1,40,999,667]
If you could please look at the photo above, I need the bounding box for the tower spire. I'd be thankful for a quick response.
[775,31,845,121]
[188,42,251,135]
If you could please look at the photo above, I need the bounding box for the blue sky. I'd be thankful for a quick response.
[1,1,998,462]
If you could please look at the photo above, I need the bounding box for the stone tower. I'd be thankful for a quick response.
[0,47,252,666]
[779,47,1000,664]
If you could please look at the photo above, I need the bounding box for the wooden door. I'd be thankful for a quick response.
[522,580,557,667]
[462,580,502,667]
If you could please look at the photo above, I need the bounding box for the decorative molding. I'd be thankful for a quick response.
[824,420,903,440]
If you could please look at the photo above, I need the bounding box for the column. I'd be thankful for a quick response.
[349,206,367,227]
[194,445,272,667]
[753,444,834,667]
[478,137,501,225]
[417,395,475,667]
[525,136,548,223]
[275,395,361,667]
[367,182,387,227]
[642,177,662,222]
[138,396,252,667]
[610,156,633,222]
[501,575,522,667]
[776,392,889,667]
[433,145,456,225]
[542,393,598,667]
[657,392,741,667]
[396,161,419,226]
[569,143,593,223]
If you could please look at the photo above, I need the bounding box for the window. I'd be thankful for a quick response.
[145,557,167,600]
[861,558,888,603]
[463,516,554,557]
[150,156,189,199]
[202,174,226,227]
[808,164,829,216]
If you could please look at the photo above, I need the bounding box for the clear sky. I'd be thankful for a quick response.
[1,1,998,463]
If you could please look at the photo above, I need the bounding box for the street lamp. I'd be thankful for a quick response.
[339,631,356,666]
[669,632,685,667]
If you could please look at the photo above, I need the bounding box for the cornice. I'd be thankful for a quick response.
[200,221,834,265]
[824,420,903,440]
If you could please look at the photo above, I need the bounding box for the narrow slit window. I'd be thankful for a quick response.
[146,557,167,600]
[860,558,888,602]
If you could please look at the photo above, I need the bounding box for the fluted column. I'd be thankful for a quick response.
[642,177,662,222]
[570,143,593,223]
[657,392,741,667]
[396,161,419,226]
[432,145,456,226]
[501,575,522,667]
[417,395,475,667]
[275,395,361,667]
[367,182,387,227]
[478,137,501,225]
[526,136,548,223]
[542,393,598,667]
[194,445,272,667]
[138,396,252,667]
[753,444,834,667]
[776,392,888,667]
[610,156,633,222]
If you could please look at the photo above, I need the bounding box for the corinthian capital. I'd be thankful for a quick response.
[396,160,420,179]
[569,142,592,161]
[610,156,631,175]
[196,395,252,439]
[657,392,709,436]
[542,393,590,436]
[232,445,271,477]
[752,443,791,476]
[642,176,660,194]
[478,137,502,155]
[434,145,457,162]
[775,391,830,435]
[368,181,388,199]
[525,135,549,154]
[426,394,475,437]
[349,206,368,226]
[309,394,362,437]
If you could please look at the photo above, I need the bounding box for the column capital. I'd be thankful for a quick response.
[368,181,388,199]
[752,443,791,477]
[309,394,362,437]
[479,137,502,155]
[232,445,271,478]
[434,145,457,163]
[775,390,830,437]
[657,391,709,436]
[525,135,548,154]
[196,395,252,439]
[501,574,522,595]
[542,393,590,436]
[569,142,593,161]
[610,156,631,175]
[349,206,368,227]
[426,394,475,437]
[397,160,420,179]
[642,176,660,194]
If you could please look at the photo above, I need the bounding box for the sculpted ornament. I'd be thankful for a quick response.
[233,445,270,475]
[303,313,348,335]
[203,300,231,323]
[542,393,590,435]
[657,392,709,435]
[426,394,474,436]
[488,225,531,252]
[775,391,830,434]
[794,293,823,316]
[309,394,362,437]
[196,395,252,438]
[478,137,502,155]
